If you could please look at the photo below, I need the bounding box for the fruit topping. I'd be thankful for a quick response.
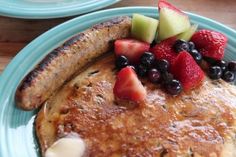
[208,66,223,80]
[151,37,177,65]
[114,39,150,63]
[148,68,161,83]
[222,71,235,82]
[191,29,228,60]
[113,67,146,102]
[188,41,195,51]
[155,59,170,73]
[140,52,155,68]
[132,14,159,43]
[189,49,202,64]
[165,79,182,95]
[177,24,198,41]
[227,61,236,72]
[161,72,174,85]
[137,64,148,77]
[173,39,190,53]
[214,60,227,72]
[158,0,191,41]
[171,51,205,91]
[115,55,129,70]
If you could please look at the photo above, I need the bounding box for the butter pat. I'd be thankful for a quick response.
[45,136,85,157]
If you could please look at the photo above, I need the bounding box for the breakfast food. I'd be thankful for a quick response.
[16,16,131,110]
[15,0,236,156]
[36,54,236,156]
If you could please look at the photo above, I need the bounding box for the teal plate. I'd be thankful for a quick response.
[0,0,120,19]
[0,7,236,157]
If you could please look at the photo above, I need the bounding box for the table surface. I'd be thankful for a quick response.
[1,0,236,73]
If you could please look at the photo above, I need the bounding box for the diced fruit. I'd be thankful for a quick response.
[132,14,159,43]
[115,55,129,70]
[173,39,190,53]
[148,68,161,83]
[137,64,148,77]
[151,37,177,65]
[113,67,146,102]
[155,59,170,73]
[189,49,202,64]
[191,29,228,60]
[222,71,235,82]
[140,52,155,67]
[208,66,222,80]
[165,79,182,95]
[177,24,198,41]
[114,39,150,63]
[227,61,236,72]
[158,0,191,41]
[171,51,205,91]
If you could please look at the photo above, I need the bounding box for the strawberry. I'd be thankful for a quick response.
[114,39,150,63]
[191,29,227,60]
[171,51,205,91]
[113,67,146,102]
[150,37,177,65]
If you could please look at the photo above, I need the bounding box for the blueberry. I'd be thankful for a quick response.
[165,79,182,95]
[173,39,190,53]
[155,59,170,73]
[214,60,227,72]
[208,66,222,80]
[189,49,202,64]
[188,41,195,51]
[140,52,155,67]
[148,68,161,83]
[115,55,129,70]
[222,71,235,82]
[137,64,148,77]
[228,61,236,72]
[161,72,174,85]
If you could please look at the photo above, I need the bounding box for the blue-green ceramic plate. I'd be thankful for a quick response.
[0,0,120,19]
[0,7,236,157]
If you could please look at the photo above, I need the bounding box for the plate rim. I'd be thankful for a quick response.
[0,0,121,19]
[1,6,236,156]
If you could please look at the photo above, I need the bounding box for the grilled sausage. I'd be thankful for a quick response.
[16,16,131,110]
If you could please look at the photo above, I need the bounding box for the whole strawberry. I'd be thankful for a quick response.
[191,29,227,60]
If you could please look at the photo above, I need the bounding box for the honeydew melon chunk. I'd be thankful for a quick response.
[158,8,191,41]
[177,24,198,41]
[131,14,159,43]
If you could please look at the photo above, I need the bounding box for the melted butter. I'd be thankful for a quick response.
[45,135,85,157]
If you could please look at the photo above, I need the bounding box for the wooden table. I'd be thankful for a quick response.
[1,0,236,73]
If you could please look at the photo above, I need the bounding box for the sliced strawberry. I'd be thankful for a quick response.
[171,51,205,91]
[158,0,184,15]
[150,37,177,65]
[113,67,146,102]
[191,29,227,60]
[114,39,150,63]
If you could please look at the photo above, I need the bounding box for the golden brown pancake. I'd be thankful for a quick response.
[36,54,236,157]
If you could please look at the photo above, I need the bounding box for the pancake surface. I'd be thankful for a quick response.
[36,54,236,157]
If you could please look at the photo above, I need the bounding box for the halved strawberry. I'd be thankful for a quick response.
[191,29,228,60]
[114,39,150,63]
[171,51,205,91]
[113,67,146,102]
[150,37,177,65]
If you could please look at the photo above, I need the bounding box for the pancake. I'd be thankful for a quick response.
[36,54,236,157]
